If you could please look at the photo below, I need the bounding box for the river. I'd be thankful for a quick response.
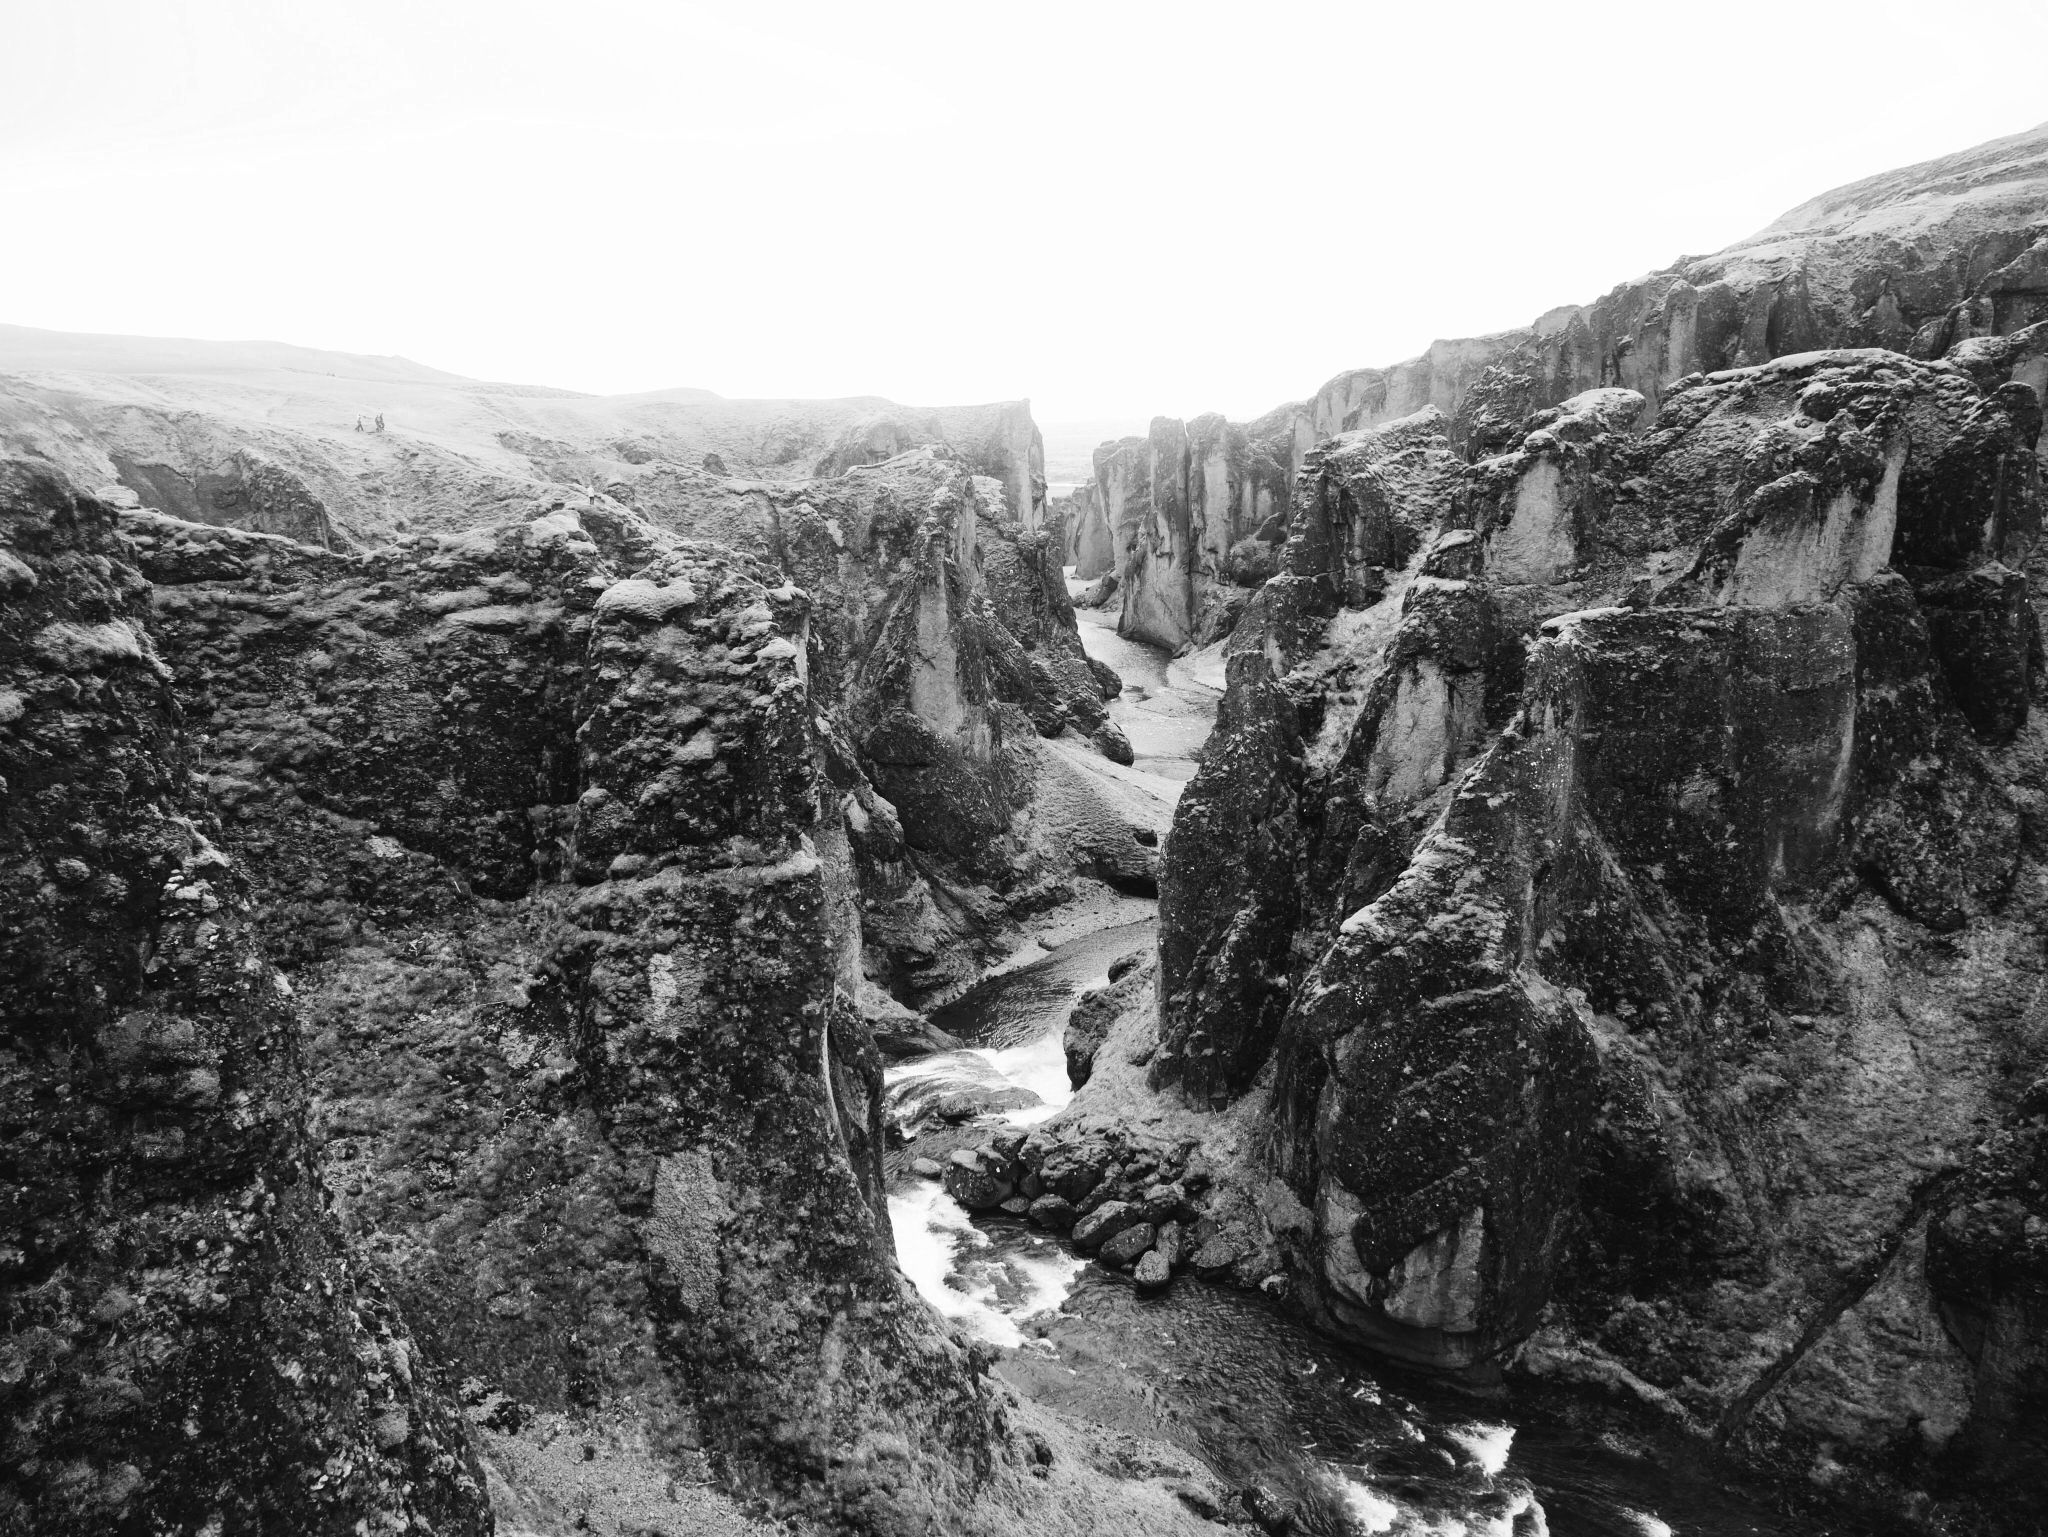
[882,602,1820,1536]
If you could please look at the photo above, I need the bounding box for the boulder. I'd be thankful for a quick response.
[1135,1183,1188,1225]
[943,1147,1014,1211]
[1071,1200,1139,1253]
[1038,1143,1109,1205]
[1134,1249,1173,1290]
[1064,960,1151,1091]
[1156,1220,1186,1269]
[1028,1194,1078,1230]
[1191,1238,1240,1277]
[1094,718,1135,766]
[1099,1223,1158,1269]
[862,991,967,1059]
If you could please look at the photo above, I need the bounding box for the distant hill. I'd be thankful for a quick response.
[0,325,1043,547]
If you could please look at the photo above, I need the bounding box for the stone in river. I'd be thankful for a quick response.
[1071,1200,1138,1252]
[1028,1194,1078,1230]
[1191,1238,1239,1276]
[943,1147,1013,1210]
[1155,1220,1186,1268]
[1134,1249,1173,1290]
[1098,1222,1157,1268]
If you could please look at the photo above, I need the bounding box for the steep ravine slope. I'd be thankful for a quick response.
[0,442,1215,1534]
[0,466,493,1535]
[1021,327,2048,1527]
[1073,118,2048,652]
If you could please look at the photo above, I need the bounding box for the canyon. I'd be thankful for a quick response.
[5,119,2048,1537]
[1068,119,2048,655]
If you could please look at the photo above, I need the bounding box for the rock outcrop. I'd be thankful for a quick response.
[1285,119,2048,460]
[0,439,1179,1533]
[812,400,1047,535]
[1056,483,1115,582]
[0,466,492,1536]
[1145,338,2048,1515]
[1096,119,2048,651]
[1090,416,1290,652]
[566,446,1145,989]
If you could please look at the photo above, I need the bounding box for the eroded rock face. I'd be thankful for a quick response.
[0,465,491,1536]
[560,447,1141,996]
[1097,416,1291,651]
[1155,346,2048,1505]
[119,492,1039,1524]
[0,454,1193,1533]
[811,400,1048,537]
[1095,124,2048,660]
[1290,125,2048,460]
[1058,482,1115,581]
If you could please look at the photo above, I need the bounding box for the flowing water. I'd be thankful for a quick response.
[1073,603,1220,788]
[883,605,1828,1536]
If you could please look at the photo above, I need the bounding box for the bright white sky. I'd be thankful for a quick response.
[5,0,2046,428]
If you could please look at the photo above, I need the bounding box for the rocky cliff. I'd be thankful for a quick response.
[1129,324,2048,1522]
[1056,482,1115,583]
[0,466,493,1536]
[1098,119,2048,651]
[0,427,1184,1529]
[1077,417,1290,652]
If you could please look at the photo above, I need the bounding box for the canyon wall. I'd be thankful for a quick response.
[1099,119,2048,651]
[0,466,494,1536]
[1140,326,2048,1519]
[1056,483,1115,582]
[0,430,1175,1532]
[1086,415,1291,651]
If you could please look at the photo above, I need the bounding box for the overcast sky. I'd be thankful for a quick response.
[5,0,2046,427]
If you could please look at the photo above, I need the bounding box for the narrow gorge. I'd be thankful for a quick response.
[5,117,2048,1537]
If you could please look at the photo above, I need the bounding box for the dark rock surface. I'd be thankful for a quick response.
[0,465,492,1536]
[1147,338,2048,1517]
[1098,1223,1158,1269]
[122,492,1027,1528]
[1063,953,1150,1090]
[0,452,1179,1534]
[1098,121,2048,654]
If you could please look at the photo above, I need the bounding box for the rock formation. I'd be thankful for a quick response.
[1097,118,2048,651]
[0,465,492,1535]
[1285,118,2048,460]
[0,420,1177,1530]
[1054,483,1115,583]
[1085,417,1290,652]
[1128,330,2048,1520]
[12,115,2048,1537]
